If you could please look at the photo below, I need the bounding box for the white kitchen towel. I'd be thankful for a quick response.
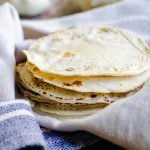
[4,0,150,149]
[0,3,46,150]
[0,2,23,101]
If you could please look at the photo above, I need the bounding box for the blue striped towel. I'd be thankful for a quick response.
[0,100,100,150]
[0,100,46,150]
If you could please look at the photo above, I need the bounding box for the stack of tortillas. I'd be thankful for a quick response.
[16,25,150,119]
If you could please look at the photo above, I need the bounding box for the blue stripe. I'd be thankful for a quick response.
[43,130,100,150]
[0,115,45,150]
[0,102,31,115]
[0,115,41,143]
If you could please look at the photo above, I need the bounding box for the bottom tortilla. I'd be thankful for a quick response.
[32,100,103,120]
[17,82,108,110]
[16,80,107,119]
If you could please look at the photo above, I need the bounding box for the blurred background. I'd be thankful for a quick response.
[0,0,122,19]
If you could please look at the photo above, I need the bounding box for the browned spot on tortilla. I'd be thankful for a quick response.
[64,80,82,87]
[43,91,46,95]
[100,27,112,32]
[48,76,55,80]
[90,94,97,98]
[64,83,71,86]
[72,81,82,86]
[55,96,63,100]
[62,51,75,57]
[65,68,74,71]
[33,67,38,72]
[76,98,83,100]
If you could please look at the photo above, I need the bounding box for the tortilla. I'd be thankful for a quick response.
[24,25,150,76]
[16,79,113,105]
[16,79,141,120]
[16,76,108,111]
[27,62,150,93]
[17,63,135,104]
[17,84,103,119]
[33,104,102,120]
[33,102,102,116]
[17,84,108,110]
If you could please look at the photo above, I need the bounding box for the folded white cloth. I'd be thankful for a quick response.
[0,3,46,150]
[0,2,23,101]
[2,0,150,149]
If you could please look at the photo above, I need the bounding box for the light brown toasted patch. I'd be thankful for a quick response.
[72,80,82,86]
[100,27,112,32]
[63,80,82,87]
[63,83,71,86]
[62,51,75,57]
[33,67,38,72]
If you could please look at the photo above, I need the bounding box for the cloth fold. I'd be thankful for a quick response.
[0,3,20,101]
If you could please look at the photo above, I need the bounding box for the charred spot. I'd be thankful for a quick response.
[72,81,82,86]
[43,91,46,95]
[33,67,38,72]
[90,94,97,98]
[32,92,40,96]
[52,86,56,90]
[64,83,71,86]
[76,98,83,100]
[64,81,82,87]
[55,97,63,99]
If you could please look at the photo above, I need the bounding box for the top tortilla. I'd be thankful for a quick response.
[27,62,150,93]
[24,25,150,76]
